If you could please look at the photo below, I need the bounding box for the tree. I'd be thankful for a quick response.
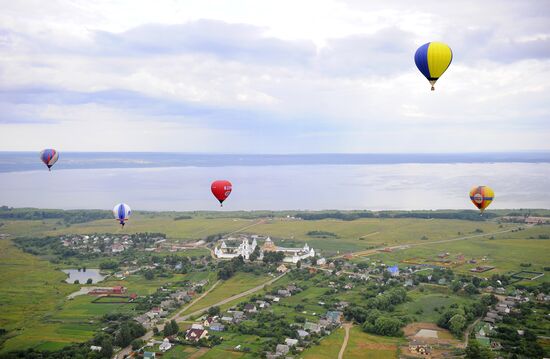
[163,319,179,337]
[464,283,478,295]
[144,269,154,280]
[372,316,402,336]
[170,319,179,335]
[73,279,80,284]
[451,281,462,293]
[86,278,93,284]
[465,340,494,359]
[296,260,301,269]
[99,338,113,358]
[249,246,260,261]
[115,323,132,347]
[208,306,221,317]
[131,338,145,350]
[448,314,466,336]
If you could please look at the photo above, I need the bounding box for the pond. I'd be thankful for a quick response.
[62,268,106,284]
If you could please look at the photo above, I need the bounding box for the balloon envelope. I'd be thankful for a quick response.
[40,149,59,170]
[113,203,131,226]
[469,186,494,212]
[414,42,453,90]
[211,180,232,206]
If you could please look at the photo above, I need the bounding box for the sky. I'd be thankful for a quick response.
[0,0,549,153]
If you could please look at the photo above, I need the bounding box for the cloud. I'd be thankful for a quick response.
[0,0,549,153]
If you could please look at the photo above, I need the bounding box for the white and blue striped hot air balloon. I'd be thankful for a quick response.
[113,203,131,227]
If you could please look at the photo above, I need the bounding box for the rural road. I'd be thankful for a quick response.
[334,226,519,259]
[175,272,286,322]
[114,273,285,358]
[338,323,353,359]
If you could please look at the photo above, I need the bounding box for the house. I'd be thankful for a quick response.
[191,323,204,330]
[185,328,208,342]
[143,352,156,359]
[210,322,225,332]
[278,289,291,297]
[90,345,102,351]
[203,317,215,327]
[325,311,342,324]
[317,257,327,266]
[256,300,270,309]
[387,265,399,277]
[285,338,298,347]
[221,316,233,323]
[232,311,245,321]
[297,329,309,338]
[244,303,257,313]
[159,338,172,352]
[287,285,299,293]
[276,344,289,356]
[277,264,288,273]
[304,322,321,333]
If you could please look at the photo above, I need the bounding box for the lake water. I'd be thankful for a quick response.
[0,153,549,210]
[62,268,105,284]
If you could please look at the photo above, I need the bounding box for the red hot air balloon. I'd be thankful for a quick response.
[211,180,232,206]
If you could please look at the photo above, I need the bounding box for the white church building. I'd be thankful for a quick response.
[214,237,258,260]
[214,236,315,263]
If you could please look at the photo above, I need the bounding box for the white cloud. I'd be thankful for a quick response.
[0,0,549,152]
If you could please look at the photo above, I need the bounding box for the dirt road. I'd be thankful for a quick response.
[338,323,353,359]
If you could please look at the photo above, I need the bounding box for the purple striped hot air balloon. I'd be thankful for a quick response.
[40,149,59,171]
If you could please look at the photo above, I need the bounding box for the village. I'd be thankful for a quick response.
[7,226,550,359]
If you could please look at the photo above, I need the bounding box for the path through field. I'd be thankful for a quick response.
[176,272,286,322]
[334,226,521,259]
[114,273,286,358]
[338,323,352,359]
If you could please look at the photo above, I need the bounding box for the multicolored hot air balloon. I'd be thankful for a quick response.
[40,149,59,171]
[414,42,453,91]
[469,186,494,213]
[113,203,131,227]
[211,180,232,206]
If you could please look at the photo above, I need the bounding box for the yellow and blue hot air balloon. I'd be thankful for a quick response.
[469,186,494,214]
[414,42,453,91]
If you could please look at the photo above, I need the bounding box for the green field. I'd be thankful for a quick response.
[300,326,345,359]
[366,228,550,277]
[182,272,272,315]
[1,212,549,355]
[395,287,475,323]
[344,327,400,359]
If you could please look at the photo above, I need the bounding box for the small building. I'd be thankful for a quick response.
[277,264,288,273]
[285,338,298,347]
[276,344,289,356]
[297,329,309,338]
[143,352,156,359]
[278,289,291,297]
[159,338,172,352]
[185,328,208,342]
[210,322,225,332]
[90,345,102,352]
[387,265,399,277]
[244,303,257,313]
[304,322,321,333]
[325,311,342,324]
